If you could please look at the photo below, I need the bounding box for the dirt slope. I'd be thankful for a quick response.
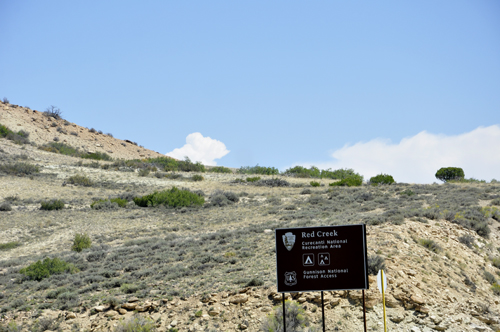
[0,101,165,160]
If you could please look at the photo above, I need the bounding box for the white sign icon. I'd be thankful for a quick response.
[303,254,314,266]
[318,253,330,266]
[282,232,296,251]
[284,271,297,286]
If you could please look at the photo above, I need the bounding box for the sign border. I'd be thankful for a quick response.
[275,224,368,293]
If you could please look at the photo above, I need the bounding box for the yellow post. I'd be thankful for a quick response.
[381,269,387,332]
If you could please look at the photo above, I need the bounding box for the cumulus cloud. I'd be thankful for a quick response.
[295,125,500,184]
[166,132,230,166]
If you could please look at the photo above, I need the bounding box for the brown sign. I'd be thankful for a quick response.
[275,224,368,293]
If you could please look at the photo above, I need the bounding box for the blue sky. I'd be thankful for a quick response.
[1,1,499,183]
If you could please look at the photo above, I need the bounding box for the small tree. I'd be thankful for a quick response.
[72,233,91,252]
[369,174,395,185]
[435,167,465,182]
[43,105,63,120]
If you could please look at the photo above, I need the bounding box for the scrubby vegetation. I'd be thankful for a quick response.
[43,105,63,120]
[39,142,112,161]
[0,123,30,145]
[71,233,92,252]
[0,162,39,176]
[91,198,128,210]
[283,166,361,181]
[209,166,232,173]
[191,174,204,182]
[0,242,20,251]
[246,176,261,182]
[208,190,239,207]
[133,187,205,208]
[238,165,279,175]
[435,167,465,182]
[369,174,395,185]
[19,258,77,281]
[66,174,94,187]
[419,239,443,253]
[329,174,363,187]
[367,255,386,275]
[115,315,156,332]
[261,300,313,332]
[40,199,65,211]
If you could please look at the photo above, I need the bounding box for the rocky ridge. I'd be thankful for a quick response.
[0,101,165,160]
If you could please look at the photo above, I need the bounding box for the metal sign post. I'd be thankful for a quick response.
[377,269,388,332]
[275,224,369,331]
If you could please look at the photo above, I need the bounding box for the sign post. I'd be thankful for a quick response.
[377,270,388,332]
[275,224,368,331]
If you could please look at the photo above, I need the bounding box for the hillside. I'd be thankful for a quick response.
[0,102,165,160]
[1,101,500,331]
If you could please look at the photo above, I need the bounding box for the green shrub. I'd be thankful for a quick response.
[191,174,204,182]
[0,241,20,250]
[399,189,415,196]
[133,187,205,208]
[0,123,30,144]
[0,162,39,176]
[369,174,395,185]
[492,283,500,296]
[67,174,94,187]
[81,151,112,161]
[19,257,77,281]
[492,257,500,269]
[321,168,358,179]
[419,239,442,253]
[284,166,320,178]
[133,156,205,172]
[329,174,363,187]
[261,300,312,332]
[238,165,279,176]
[209,166,232,173]
[246,176,261,182]
[491,198,500,206]
[367,255,386,275]
[71,233,92,252]
[0,124,11,137]
[138,169,150,177]
[38,142,112,161]
[120,283,140,294]
[310,181,320,187]
[114,315,157,332]
[40,199,64,211]
[435,167,465,182]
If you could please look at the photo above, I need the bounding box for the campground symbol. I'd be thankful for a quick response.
[303,254,314,266]
[282,232,295,251]
[318,253,330,266]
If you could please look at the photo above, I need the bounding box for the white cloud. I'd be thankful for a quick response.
[296,125,500,184]
[166,132,230,166]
